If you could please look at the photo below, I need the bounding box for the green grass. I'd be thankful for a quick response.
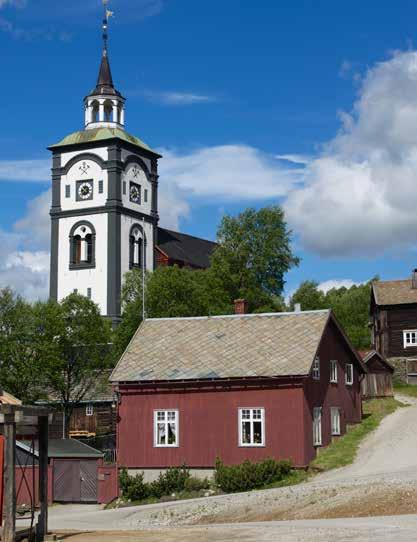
[394,381,417,398]
[311,397,404,472]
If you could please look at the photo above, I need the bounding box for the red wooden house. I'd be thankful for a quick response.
[111,306,366,479]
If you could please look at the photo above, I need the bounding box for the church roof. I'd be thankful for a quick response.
[157,227,217,269]
[49,127,160,155]
[90,50,122,98]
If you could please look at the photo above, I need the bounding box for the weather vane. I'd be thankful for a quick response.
[102,0,114,55]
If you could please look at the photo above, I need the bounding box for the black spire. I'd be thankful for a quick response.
[90,2,121,97]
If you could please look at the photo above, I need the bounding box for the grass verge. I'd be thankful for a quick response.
[311,397,404,472]
[394,381,417,398]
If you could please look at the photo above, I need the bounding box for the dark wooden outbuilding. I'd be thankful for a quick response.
[359,350,394,398]
[112,306,366,477]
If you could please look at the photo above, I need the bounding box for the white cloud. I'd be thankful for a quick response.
[159,144,300,204]
[0,0,26,8]
[142,90,216,106]
[275,154,311,165]
[285,50,417,257]
[14,189,51,249]
[318,279,363,294]
[0,159,49,182]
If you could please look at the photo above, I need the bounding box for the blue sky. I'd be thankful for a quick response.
[2,0,417,300]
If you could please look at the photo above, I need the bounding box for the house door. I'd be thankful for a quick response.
[54,460,97,502]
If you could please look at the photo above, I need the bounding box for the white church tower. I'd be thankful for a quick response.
[49,8,160,326]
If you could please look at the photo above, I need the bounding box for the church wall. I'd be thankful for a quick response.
[57,213,108,314]
[60,158,109,211]
[121,161,153,215]
[120,214,154,282]
[121,149,151,172]
[61,147,109,168]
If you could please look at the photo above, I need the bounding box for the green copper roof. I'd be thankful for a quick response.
[49,127,158,154]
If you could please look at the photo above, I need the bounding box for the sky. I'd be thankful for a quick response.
[2,0,417,301]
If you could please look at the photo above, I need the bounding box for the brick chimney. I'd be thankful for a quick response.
[234,299,248,315]
[412,269,417,289]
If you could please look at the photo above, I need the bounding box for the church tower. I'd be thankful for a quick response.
[48,9,160,325]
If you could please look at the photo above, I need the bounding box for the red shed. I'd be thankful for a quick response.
[111,309,366,479]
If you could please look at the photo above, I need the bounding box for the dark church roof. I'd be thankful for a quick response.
[157,227,217,269]
[90,50,122,98]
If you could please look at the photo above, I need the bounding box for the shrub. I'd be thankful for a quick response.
[149,465,190,498]
[214,457,292,493]
[184,476,211,492]
[119,468,148,501]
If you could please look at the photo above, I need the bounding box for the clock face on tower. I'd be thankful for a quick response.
[129,181,141,204]
[76,180,94,201]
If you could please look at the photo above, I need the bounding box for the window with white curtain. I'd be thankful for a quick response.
[330,407,341,435]
[345,363,353,385]
[330,360,338,383]
[154,410,178,447]
[238,408,265,446]
[313,407,322,446]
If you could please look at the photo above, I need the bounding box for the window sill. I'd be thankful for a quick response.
[238,444,266,448]
[345,382,353,386]
[154,444,179,448]
[69,262,96,270]
[330,380,338,384]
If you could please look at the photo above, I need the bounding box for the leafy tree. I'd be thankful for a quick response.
[210,206,299,310]
[288,280,374,349]
[40,293,112,436]
[0,288,47,403]
[288,281,326,311]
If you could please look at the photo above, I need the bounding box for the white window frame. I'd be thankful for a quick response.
[403,330,417,348]
[238,407,265,447]
[313,407,322,446]
[330,407,341,436]
[154,409,179,448]
[312,357,320,380]
[345,363,353,386]
[85,404,94,417]
[330,360,338,383]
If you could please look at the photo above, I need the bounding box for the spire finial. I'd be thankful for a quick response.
[102,0,114,57]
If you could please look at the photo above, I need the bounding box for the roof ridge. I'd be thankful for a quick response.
[146,309,331,322]
[158,227,217,245]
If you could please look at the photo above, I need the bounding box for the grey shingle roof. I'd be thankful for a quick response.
[111,310,331,383]
[372,279,417,306]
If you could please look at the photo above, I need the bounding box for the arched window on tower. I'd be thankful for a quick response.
[104,100,113,122]
[69,222,96,269]
[129,226,145,269]
[91,100,100,123]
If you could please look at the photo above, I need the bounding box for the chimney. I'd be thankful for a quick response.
[412,270,417,289]
[234,299,248,315]
[294,303,301,312]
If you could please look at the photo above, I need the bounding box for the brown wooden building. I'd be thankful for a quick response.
[359,350,394,398]
[111,306,366,479]
[371,271,417,382]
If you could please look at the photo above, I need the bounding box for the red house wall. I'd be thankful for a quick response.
[117,383,310,468]
[303,319,363,464]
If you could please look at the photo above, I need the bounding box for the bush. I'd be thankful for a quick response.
[119,468,148,501]
[119,465,191,501]
[184,476,211,492]
[214,457,292,493]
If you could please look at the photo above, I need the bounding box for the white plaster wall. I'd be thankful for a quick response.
[60,159,108,211]
[121,149,152,172]
[61,147,108,167]
[121,162,152,215]
[120,215,154,285]
[57,214,108,315]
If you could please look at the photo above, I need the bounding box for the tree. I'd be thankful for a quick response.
[0,288,47,403]
[40,293,112,436]
[210,206,299,310]
[289,280,374,349]
[112,266,231,360]
[288,281,326,311]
